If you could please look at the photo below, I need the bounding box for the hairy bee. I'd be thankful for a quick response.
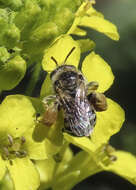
[42,47,107,137]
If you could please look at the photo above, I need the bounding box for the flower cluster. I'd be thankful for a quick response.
[0,0,84,92]
[0,1,136,190]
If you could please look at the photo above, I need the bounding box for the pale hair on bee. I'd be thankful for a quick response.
[41,47,107,137]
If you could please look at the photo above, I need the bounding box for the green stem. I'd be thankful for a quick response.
[53,141,69,178]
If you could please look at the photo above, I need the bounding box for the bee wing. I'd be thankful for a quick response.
[58,81,86,112]
[75,81,86,104]
[63,81,93,136]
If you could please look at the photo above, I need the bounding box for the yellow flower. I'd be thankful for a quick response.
[39,2,136,188]
[41,35,136,189]
[68,0,119,41]
[42,34,124,149]
[0,95,48,190]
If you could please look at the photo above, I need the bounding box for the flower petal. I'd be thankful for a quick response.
[105,151,136,185]
[68,1,119,41]
[23,129,48,160]
[36,158,55,190]
[91,98,125,148]
[77,39,95,53]
[67,17,87,36]
[0,95,36,140]
[75,1,96,17]
[0,156,6,180]
[79,16,119,41]
[68,1,103,36]
[42,35,81,72]
[7,158,40,190]
[40,73,54,98]
[33,111,64,155]
[82,52,114,92]
[85,4,104,18]
[64,133,95,154]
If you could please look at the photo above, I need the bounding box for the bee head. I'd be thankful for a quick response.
[50,65,77,84]
[50,47,77,82]
[50,47,85,91]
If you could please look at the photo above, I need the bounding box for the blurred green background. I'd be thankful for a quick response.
[74,0,136,189]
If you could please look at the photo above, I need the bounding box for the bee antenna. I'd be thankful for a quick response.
[51,56,58,67]
[64,47,76,64]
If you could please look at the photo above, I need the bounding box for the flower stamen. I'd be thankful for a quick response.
[1,135,27,162]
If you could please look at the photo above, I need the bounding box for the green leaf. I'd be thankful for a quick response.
[82,51,114,93]
[7,157,40,190]
[42,35,81,72]
[0,55,26,91]
[0,95,36,140]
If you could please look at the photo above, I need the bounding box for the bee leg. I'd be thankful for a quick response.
[62,128,74,136]
[35,95,56,121]
[35,95,59,126]
[86,81,99,95]
[88,92,107,112]
[42,95,57,109]
[62,127,70,133]
[42,101,59,126]
[35,113,40,120]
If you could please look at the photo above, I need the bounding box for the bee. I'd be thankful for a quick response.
[41,47,107,137]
